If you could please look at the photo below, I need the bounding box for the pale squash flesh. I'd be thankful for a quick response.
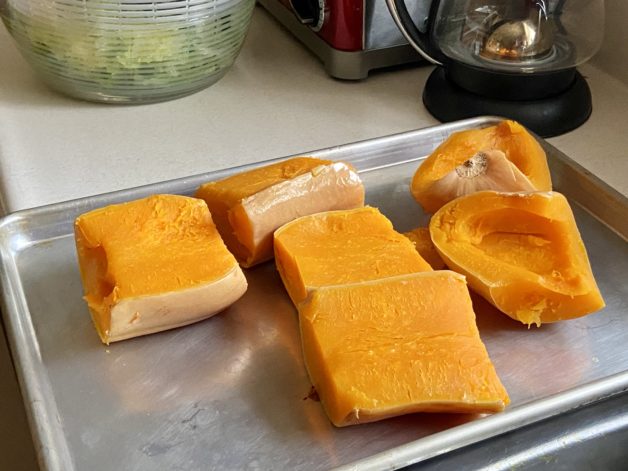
[74,194,247,343]
[412,120,552,214]
[430,191,605,326]
[274,206,432,305]
[195,157,365,267]
[299,271,510,427]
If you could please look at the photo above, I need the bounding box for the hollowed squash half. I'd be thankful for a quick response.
[430,191,604,326]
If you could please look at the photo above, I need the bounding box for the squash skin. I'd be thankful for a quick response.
[412,120,552,214]
[429,191,605,326]
[196,157,365,267]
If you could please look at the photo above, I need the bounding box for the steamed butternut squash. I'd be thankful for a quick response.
[412,120,552,213]
[274,207,432,305]
[403,226,447,270]
[299,271,510,427]
[430,191,605,326]
[74,194,247,344]
[195,157,365,267]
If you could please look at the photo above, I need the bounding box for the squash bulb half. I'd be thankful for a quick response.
[412,120,552,214]
[427,149,536,205]
[430,191,605,327]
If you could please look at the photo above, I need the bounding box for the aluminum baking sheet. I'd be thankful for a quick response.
[1,117,627,471]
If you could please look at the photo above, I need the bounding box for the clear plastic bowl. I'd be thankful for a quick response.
[1,0,255,103]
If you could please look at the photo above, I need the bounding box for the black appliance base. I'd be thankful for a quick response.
[422,67,592,138]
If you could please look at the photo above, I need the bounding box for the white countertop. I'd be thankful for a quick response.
[0,5,627,471]
[0,6,627,215]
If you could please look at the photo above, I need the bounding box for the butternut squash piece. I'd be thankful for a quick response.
[195,157,365,267]
[274,206,432,305]
[74,194,247,344]
[299,271,510,427]
[430,191,605,326]
[403,226,447,270]
[412,120,552,213]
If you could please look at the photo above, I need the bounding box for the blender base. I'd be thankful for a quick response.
[422,67,592,138]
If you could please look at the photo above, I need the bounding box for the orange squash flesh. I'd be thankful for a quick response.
[430,191,605,326]
[195,157,365,267]
[74,194,247,343]
[274,206,432,305]
[412,120,552,213]
[299,271,510,427]
[403,226,447,270]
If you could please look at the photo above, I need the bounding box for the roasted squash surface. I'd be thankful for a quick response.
[196,157,364,267]
[75,194,246,343]
[403,226,447,270]
[412,120,552,213]
[299,271,510,426]
[274,206,432,305]
[430,191,605,326]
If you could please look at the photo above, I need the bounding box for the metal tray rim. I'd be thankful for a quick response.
[0,232,74,470]
[333,371,628,471]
